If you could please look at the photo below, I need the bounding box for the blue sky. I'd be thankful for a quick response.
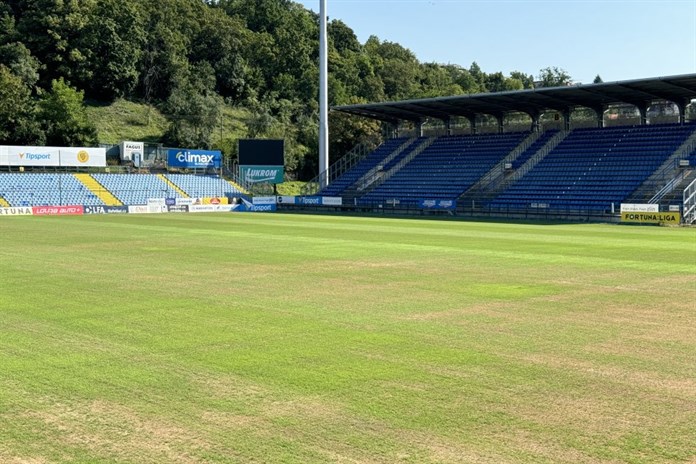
[295,0,696,85]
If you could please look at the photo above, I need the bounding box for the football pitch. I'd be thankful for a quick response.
[1,213,694,463]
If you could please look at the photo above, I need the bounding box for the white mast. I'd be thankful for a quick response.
[319,0,329,187]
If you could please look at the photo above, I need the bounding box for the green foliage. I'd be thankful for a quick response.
[329,106,382,164]
[84,99,170,144]
[275,180,306,195]
[510,71,535,89]
[0,65,43,144]
[77,0,146,100]
[0,0,584,178]
[162,64,224,149]
[39,78,97,146]
[537,66,573,87]
[14,0,94,88]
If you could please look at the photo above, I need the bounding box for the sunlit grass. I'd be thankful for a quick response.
[1,214,694,463]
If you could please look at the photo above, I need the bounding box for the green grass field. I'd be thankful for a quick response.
[1,213,694,463]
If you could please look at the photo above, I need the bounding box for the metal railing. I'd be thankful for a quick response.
[648,169,690,204]
[506,130,568,183]
[351,137,417,192]
[460,131,541,199]
[300,142,372,196]
[683,178,696,224]
[626,128,696,203]
[357,137,436,192]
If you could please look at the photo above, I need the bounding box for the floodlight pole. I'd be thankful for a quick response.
[319,0,329,188]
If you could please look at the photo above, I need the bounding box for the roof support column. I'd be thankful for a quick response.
[676,98,689,124]
[468,116,478,135]
[528,110,541,133]
[382,122,400,139]
[418,119,425,137]
[636,102,648,125]
[562,108,572,131]
[592,105,606,128]
[496,114,504,134]
[445,117,453,136]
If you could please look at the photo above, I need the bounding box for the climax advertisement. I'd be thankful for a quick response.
[167,149,222,169]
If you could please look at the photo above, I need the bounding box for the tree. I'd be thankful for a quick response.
[469,62,486,92]
[39,78,97,146]
[328,19,360,54]
[510,71,535,89]
[536,67,572,88]
[593,74,603,84]
[0,41,40,88]
[442,65,480,94]
[364,38,421,100]
[190,10,250,101]
[329,101,382,167]
[162,63,223,149]
[418,63,463,98]
[78,0,146,100]
[0,10,41,88]
[13,0,94,88]
[0,65,43,144]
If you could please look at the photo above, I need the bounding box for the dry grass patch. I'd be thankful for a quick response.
[20,399,212,463]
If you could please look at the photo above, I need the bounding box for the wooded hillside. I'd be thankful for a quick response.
[0,0,572,179]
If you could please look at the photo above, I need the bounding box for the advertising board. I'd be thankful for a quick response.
[59,147,106,167]
[225,199,277,212]
[321,197,342,206]
[128,205,150,214]
[200,197,228,205]
[621,212,681,225]
[239,165,284,184]
[83,206,128,214]
[252,196,277,205]
[0,207,33,216]
[0,146,106,167]
[120,141,143,161]
[6,147,60,166]
[276,196,297,205]
[32,205,84,216]
[189,204,234,213]
[167,149,221,169]
[298,196,322,206]
[620,204,659,213]
[419,199,457,210]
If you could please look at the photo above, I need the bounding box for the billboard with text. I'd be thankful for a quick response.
[0,146,106,167]
[167,149,221,169]
[239,165,284,184]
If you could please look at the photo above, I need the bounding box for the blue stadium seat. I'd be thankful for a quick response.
[0,173,104,207]
[489,124,695,211]
[357,132,529,206]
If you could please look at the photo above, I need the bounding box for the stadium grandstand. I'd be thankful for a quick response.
[1,74,696,224]
[0,172,247,208]
[300,73,696,223]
